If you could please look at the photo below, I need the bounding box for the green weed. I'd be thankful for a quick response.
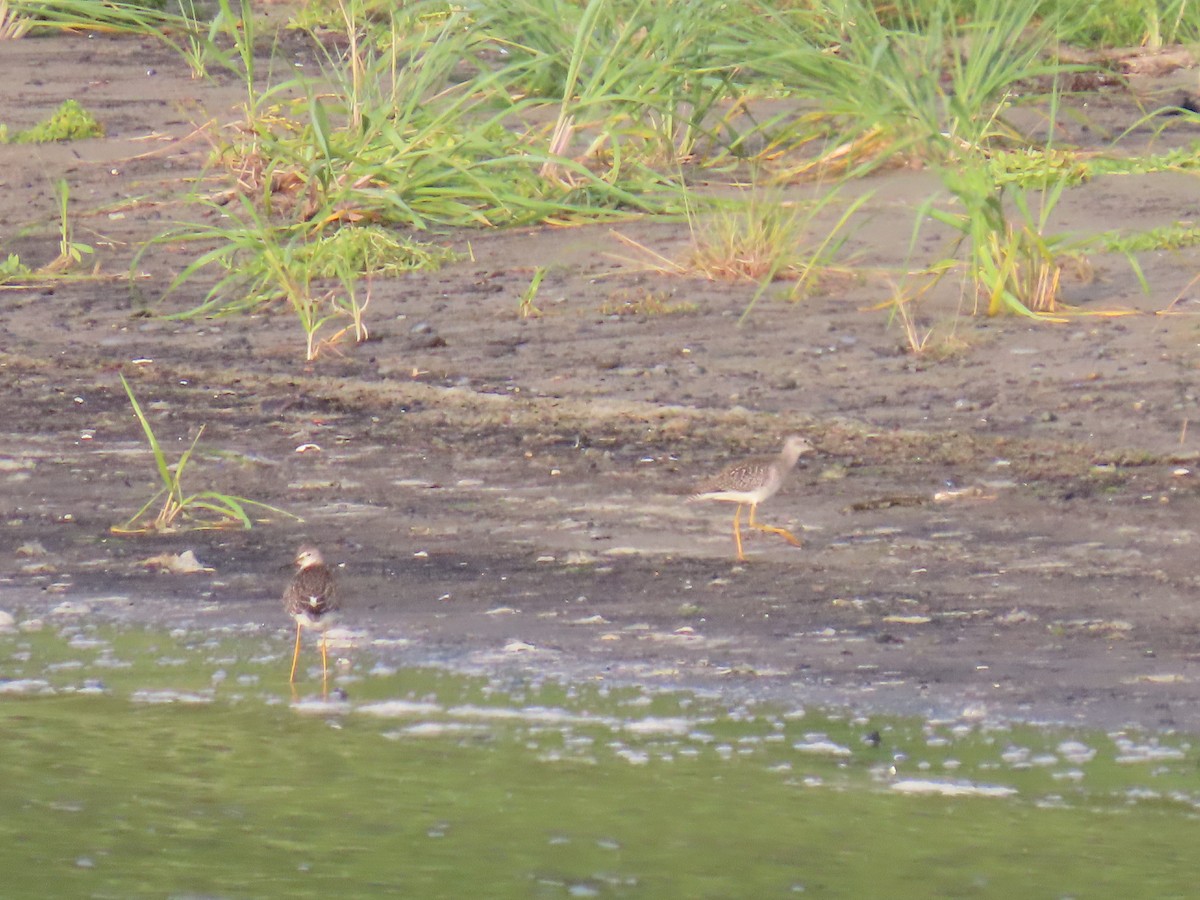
[154,197,395,361]
[41,179,95,275]
[747,0,1065,176]
[1095,223,1200,254]
[113,374,296,534]
[206,0,681,232]
[598,288,697,317]
[0,252,31,283]
[1059,0,1200,47]
[518,266,547,319]
[0,0,173,37]
[177,0,234,80]
[919,164,1074,318]
[2,99,103,144]
[474,0,744,168]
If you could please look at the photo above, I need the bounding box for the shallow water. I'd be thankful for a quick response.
[2,623,1199,898]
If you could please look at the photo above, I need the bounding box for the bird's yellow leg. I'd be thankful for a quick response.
[289,622,303,683]
[732,503,746,561]
[320,632,329,694]
[747,504,802,547]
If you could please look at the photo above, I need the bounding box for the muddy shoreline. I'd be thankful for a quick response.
[5,32,1200,733]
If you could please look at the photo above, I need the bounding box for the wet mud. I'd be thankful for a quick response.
[4,31,1200,732]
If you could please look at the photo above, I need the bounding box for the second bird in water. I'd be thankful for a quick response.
[283,544,340,688]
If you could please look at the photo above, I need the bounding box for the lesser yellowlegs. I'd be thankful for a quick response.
[283,544,339,686]
[690,435,813,561]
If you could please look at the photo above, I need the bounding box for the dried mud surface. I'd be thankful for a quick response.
[5,32,1200,730]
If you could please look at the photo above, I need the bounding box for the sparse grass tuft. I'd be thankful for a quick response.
[518,266,547,319]
[686,186,867,297]
[113,374,297,534]
[153,198,413,361]
[599,288,697,317]
[614,181,868,318]
[40,179,94,275]
[922,164,1076,318]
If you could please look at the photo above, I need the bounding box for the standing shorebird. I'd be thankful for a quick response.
[690,435,814,561]
[283,544,339,686]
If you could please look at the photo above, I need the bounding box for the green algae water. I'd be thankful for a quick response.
[2,624,1200,898]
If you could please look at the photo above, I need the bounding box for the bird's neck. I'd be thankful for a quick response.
[778,446,805,469]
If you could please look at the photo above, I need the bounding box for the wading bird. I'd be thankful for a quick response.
[690,435,813,561]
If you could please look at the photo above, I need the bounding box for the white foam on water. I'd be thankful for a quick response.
[623,717,692,736]
[794,737,853,757]
[1057,741,1095,764]
[891,779,1018,798]
[290,697,352,716]
[615,748,650,765]
[356,700,444,718]
[384,722,488,738]
[1113,737,1186,763]
[446,704,611,727]
[0,679,53,695]
[130,689,212,705]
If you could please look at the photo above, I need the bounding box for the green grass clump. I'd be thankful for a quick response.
[992,146,1200,189]
[301,225,458,278]
[743,0,1063,177]
[0,0,172,38]
[1054,0,1200,47]
[1094,223,1200,254]
[155,201,440,359]
[470,0,745,166]
[140,0,1200,340]
[3,99,102,143]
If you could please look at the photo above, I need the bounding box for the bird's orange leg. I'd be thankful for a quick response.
[289,622,303,683]
[747,504,803,547]
[732,503,746,561]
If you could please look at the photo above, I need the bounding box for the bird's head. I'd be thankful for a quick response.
[294,545,325,570]
[782,435,814,459]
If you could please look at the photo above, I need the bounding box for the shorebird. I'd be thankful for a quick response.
[690,435,813,561]
[282,544,339,686]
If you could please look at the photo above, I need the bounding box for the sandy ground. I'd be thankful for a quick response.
[4,29,1200,731]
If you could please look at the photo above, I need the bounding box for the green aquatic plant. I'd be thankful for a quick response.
[1095,222,1200,254]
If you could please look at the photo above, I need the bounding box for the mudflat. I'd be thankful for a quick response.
[4,31,1200,731]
